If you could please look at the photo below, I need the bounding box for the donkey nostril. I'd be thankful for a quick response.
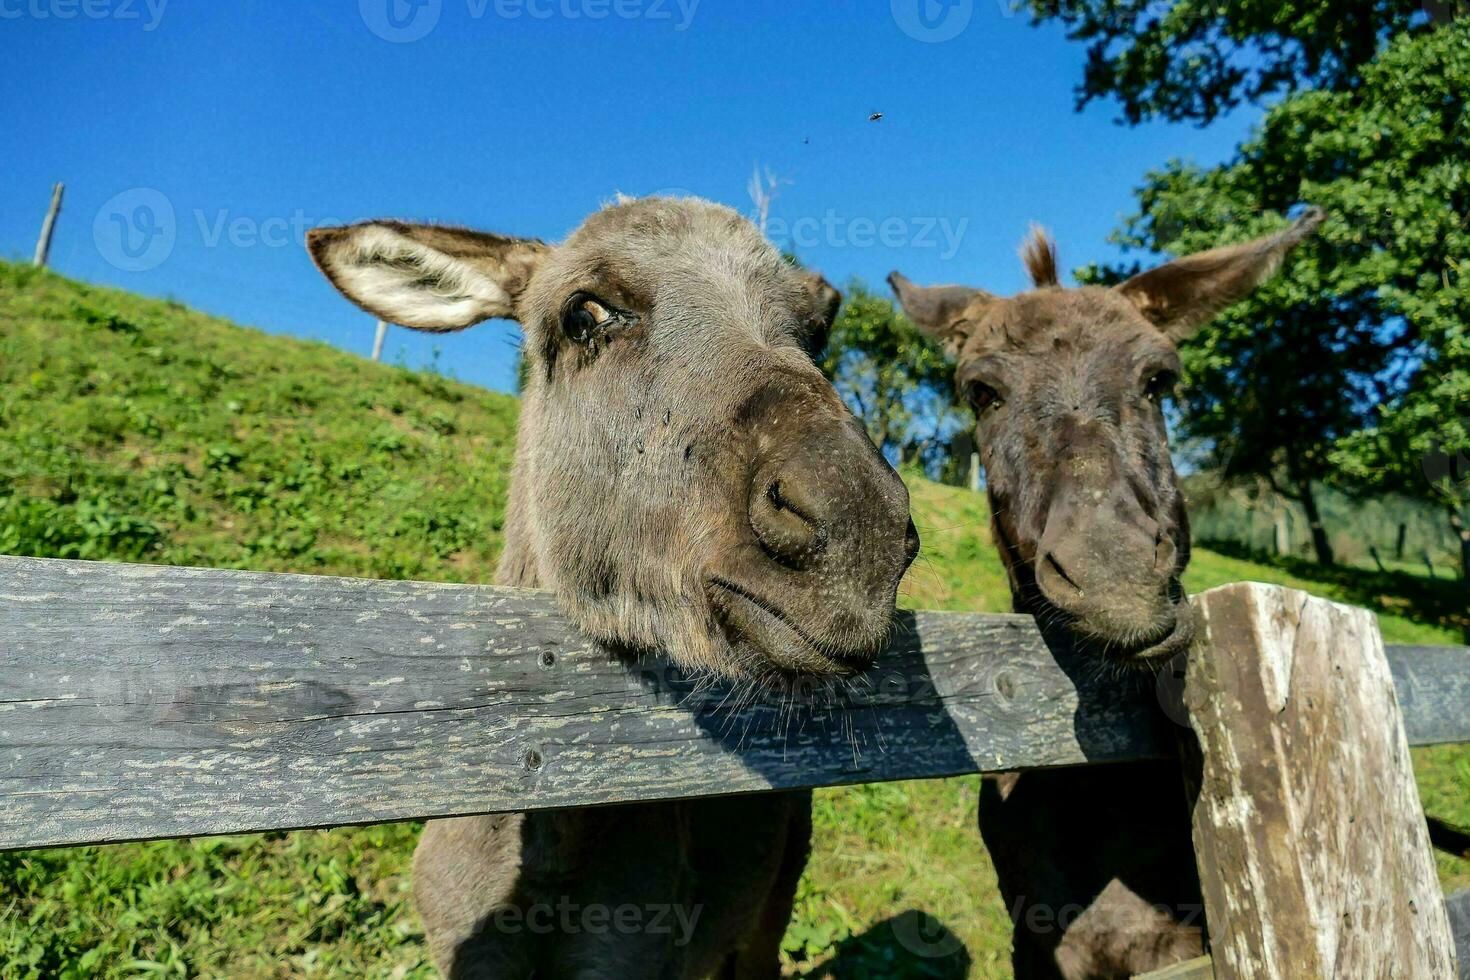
[767,480,787,511]
[1043,552,1086,597]
[903,519,921,569]
[750,476,825,569]
[767,481,819,534]
[1154,534,1178,573]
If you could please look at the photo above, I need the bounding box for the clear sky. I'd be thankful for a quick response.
[3,0,1258,392]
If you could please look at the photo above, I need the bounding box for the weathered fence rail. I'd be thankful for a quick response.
[4,556,1469,977]
[3,556,1469,855]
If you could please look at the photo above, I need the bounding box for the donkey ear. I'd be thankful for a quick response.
[307,221,549,331]
[799,271,842,328]
[1115,207,1325,341]
[887,271,992,357]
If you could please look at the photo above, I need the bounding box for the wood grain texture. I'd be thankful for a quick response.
[1391,644,1470,746]
[0,556,1177,850]
[2,559,1467,855]
[1185,583,1458,980]
[1450,890,1470,980]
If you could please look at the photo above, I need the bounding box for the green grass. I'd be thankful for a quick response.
[1,261,1464,978]
[0,261,517,582]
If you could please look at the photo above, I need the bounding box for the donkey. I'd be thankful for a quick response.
[308,196,917,979]
[890,208,1324,979]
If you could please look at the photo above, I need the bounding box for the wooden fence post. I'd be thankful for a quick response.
[1185,583,1457,978]
[33,182,64,268]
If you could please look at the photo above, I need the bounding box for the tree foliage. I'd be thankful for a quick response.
[1081,21,1470,570]
[819,281,971,474]
[1024,0,1431,125]
[1321,24,1470,488]
[1320,22,1470,591]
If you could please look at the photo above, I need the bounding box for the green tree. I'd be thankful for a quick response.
[1323,21,1470,592]
[1074,19,1470,572]
[1084,199,1393,566]
[820,281,971,474]
[1024,0,1432,125]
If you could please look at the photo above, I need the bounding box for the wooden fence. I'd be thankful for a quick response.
[2,555,1468,978]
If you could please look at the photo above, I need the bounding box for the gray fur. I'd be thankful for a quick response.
[891,210,1322,979]
[309,196,915,978]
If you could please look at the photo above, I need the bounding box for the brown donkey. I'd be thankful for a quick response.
[308,196,917,979]
[891,208,1323,979]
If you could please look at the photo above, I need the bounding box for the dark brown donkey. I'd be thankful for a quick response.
[890,208,1324,979]
[309,196,916,979]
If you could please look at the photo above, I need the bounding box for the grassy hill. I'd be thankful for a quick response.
[1,260,1465,978]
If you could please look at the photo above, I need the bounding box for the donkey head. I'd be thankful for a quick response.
[890,209,1322,663]
[310,197,917,681]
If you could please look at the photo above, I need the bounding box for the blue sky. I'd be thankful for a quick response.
[3,0,1258,392]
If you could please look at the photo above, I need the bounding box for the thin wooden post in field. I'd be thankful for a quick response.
[1184,583,1458,979]
[371,319,389,361]
[33,182,64,267]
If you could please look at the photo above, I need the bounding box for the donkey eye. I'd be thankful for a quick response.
[562,295,614,344]
[966,381,1002,412]
[1144,370,1178,403]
